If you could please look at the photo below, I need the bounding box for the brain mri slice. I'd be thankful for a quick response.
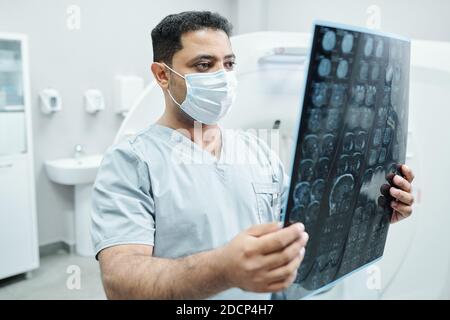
[276,22,410,300]
[322,30,336,51]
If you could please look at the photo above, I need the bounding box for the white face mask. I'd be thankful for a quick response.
[164,63,238,125]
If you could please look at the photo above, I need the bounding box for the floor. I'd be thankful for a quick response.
[2,250,447,300]
[0,250,106,300]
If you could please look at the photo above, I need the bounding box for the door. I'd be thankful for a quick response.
[0,155,36,279]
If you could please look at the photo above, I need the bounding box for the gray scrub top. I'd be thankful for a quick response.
[91,124,290,300]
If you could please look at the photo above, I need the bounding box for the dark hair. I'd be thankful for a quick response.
[151,11,233,64]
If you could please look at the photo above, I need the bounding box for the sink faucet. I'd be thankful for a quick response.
[74,144,85,159]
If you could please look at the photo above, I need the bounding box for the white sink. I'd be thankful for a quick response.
[45,154,103,257]
[45,154,103,185]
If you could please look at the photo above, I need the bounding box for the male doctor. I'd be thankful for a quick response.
[91,11,415,300]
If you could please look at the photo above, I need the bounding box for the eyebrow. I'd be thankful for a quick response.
[188,53,236,64]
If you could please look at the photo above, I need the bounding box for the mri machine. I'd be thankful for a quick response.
[114,32,450,299]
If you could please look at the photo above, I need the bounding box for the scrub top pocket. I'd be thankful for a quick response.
[252,182,281,223]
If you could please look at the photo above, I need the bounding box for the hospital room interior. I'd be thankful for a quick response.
[0,0,449,300]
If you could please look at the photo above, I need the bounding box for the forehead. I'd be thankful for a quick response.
[173,28,233,62]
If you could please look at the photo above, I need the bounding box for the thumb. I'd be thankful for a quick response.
[246,222,281,237]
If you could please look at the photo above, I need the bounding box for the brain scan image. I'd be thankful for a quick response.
[372,128,383,147]
[299,159,315,181]
[312,82,328,107]
[342,132,354,152]
[329,174,355,215]
[337,154,351,175]
[306,201,320,225]
[393,64,402,84]
[311,179,326,202]
[307,108,322,132]
[321,134,336,157]
[359,61,369,81]
[318,57,332,77]
[290,205,305,222]
[341,33,354,53]
[351,153,363,173]
[365,85,377,106]
[386,64,394,83]
[371,63,380,81]
[317,157,330,179]
[368,148,379,166]
[303,135,320,159]
[322,30,336,51]
[360,107,374,130]
[325,108,341,131]
[377,106,388,126]
[355,131,367,151]
[375,39,384,58]
[364,37,374,57]
[346,106,360,129]
[382,87,391,106]
[383,127,393,145]
[330,84,346,107]
[337,59,349,79]
[278,23,410,300]
[352,84,365,104]
[379,147,387,163]
[294,182,311,207]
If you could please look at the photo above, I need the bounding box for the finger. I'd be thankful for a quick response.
[386,172,395,183]
[393,175,411,192]
[391,211,408,224]
[258,223,304,254]
[247,222,280,237]
[400,164,415,183]
[266,270,298,292]
[261,236,307,270]
[380,184,391,197]
[390,187,414,205]
[391,201,413,217]
[265,255,302,283]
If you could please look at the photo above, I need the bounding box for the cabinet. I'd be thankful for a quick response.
[0,33,39,279]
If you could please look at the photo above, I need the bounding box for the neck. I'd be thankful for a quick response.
[156,97,222,158]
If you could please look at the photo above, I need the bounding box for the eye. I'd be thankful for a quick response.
[224,61,236,70]
[195,62,210,72]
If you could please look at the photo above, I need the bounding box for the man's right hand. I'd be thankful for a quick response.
[220,222,309,293]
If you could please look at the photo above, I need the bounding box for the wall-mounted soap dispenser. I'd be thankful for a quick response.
[39,88,61,115]
[84,89,105,114]
[114,75,144,117]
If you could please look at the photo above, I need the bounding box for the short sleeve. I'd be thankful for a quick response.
[90,142,155,259]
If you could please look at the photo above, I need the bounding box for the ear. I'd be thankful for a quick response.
[151,62,169,89]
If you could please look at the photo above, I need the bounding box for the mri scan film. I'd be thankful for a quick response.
[277,23,410,299]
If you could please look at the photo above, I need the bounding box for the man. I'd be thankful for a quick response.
[91,11,415,300]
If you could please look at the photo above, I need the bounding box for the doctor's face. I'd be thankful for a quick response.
[166,28,236,104]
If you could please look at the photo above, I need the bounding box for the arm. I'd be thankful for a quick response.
[99,244,229,300]
[99,222,309,299]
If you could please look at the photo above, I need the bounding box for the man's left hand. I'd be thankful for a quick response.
[389,164,415,224]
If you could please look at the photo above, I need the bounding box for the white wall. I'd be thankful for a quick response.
[0,0,235,246]
[1,0,448,248]
[234,0,450,42]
